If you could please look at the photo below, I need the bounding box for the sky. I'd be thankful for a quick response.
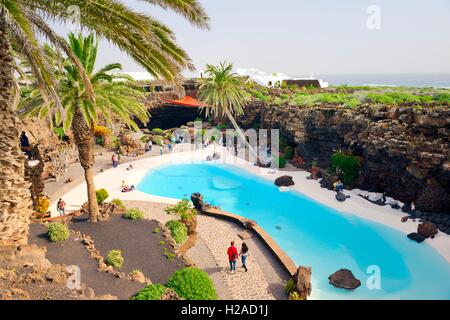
[56,0,450,77]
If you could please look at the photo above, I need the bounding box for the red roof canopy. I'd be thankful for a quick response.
[164,96,205,107]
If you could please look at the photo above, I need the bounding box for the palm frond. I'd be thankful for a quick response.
[25,11,96,103]
[142,0,209,29]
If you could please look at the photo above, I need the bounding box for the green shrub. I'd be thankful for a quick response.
[53,127,65,139]
[366,93,396,104]
[330,151,361,186]
[96,188,109,204]
[252,90,270,102]
[152,128,164,135]
[283,146,294,160]
[284,278,296,295]
[132,284,167,300]
[124,208,145,220]
[152,136,163,145]
[152,227,161,234]
[110,135,120,149]
[167,267,217,300]
[217,123,228,130]
[164,252,175,261]
[111,198,125,209]
[47,222,70,242]
[289,291,303,300]
[165,220,188,244]
[129,269,142,277]
[106,249,124,269]
[164,199,196,222]
[274,156,286,168]
[433,92,450,103]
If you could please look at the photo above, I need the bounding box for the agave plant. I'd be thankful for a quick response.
[0,0,208,244]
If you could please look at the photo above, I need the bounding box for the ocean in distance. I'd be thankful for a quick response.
[306,73,450,88]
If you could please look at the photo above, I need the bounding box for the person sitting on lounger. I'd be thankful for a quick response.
[121,180,135,192]
[121,185,135,192]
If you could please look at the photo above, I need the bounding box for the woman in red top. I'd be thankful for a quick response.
[227,241,238,273]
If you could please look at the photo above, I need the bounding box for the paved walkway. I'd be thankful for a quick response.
[45,147,159,202]
[124,200,289,300]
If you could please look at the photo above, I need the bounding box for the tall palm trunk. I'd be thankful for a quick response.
[71,106,100,222]
[225,110,258,160]
[0,11,33,245]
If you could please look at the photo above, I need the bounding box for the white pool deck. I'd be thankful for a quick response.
[50,144,450,264]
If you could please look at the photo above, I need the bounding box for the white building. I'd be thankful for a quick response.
[235,68,328,88]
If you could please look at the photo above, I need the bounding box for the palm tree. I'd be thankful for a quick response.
[0,0,208,244]
[20,33,151,221]
[197,61,258,159]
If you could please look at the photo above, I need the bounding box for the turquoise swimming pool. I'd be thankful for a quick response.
[138,162,450,299]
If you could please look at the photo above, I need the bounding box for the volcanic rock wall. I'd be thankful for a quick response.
[241,103,450,213]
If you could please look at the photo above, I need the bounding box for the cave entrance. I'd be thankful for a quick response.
[147,96,207,130]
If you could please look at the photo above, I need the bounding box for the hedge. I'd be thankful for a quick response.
[167,267,217,300]
[132,284,167,300]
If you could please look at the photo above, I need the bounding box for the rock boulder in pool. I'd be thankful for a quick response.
[417,222,438,238]
[191,193,204,211]
[328,269,361,290]
[293,266,312,300]
[407,232,426,243]
[275,176,294,187]
[213,153,221,160]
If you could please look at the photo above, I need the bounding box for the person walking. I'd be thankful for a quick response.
[240,242,250,272]
[111,154,117,168]
[227,241,238,274]
[57,198,66,216]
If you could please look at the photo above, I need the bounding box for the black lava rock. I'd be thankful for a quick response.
[275,176,295,187]
[407,233,426,243]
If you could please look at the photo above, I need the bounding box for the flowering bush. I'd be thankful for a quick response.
[94,125,111,137]
[35,197,50,214]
